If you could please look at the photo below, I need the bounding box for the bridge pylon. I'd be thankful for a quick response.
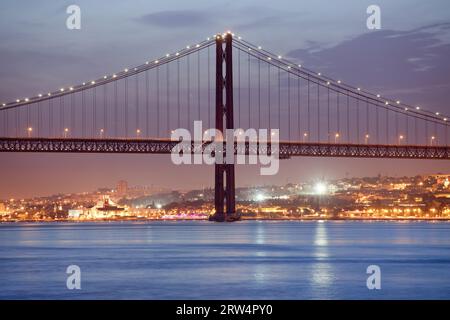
[210,32,240,222]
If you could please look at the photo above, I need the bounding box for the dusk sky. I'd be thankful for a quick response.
[1,0,450,199]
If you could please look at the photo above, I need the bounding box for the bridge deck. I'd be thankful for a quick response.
[0,137,449,160]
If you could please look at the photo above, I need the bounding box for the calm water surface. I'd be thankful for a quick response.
[0,221,449,299]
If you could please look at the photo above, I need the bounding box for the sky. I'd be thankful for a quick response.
[1,0,450,199]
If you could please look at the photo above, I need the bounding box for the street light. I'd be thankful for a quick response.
[303,132,308,142]
[431,136,436,146]
[398,135,404,145]
[27,127,33,138]
[63,128,69,138]
[364,134,370,144]
[100,128,104,138]
[136,129,141,138]
[334,133,340,143]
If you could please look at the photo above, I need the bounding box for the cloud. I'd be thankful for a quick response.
[137,10,211,28]
[285,23,450,111]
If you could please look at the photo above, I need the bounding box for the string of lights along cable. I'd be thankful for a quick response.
[0,32,449,157]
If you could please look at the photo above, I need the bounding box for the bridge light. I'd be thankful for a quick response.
[83,82,86,85]
[69,87,74,91]
[326,81,330,85]
[113,74,117,78]
[175,52,179,56]
[416,106,420,110]
[357,87,361,91]
[134,67,138,71]
[277,55,282,59]
[24,98,29,102]
[303,132,308,142]
[154,60,159,64]
[334,132,340,143]
[207,37,210,41]
[385,101,389,105]
[16,99,20,103]
[396,100,400,104]
[444,118,448,121]
[27,127,33,137]
[267,57,271,60]
[431,136,436,145]
[91,81,95,85]
[337,80,341,84]
[298,64,302,68]
[38,94,42,98]
[124,68,129,72]
[405,107,408,111]
[376,94,381,98]
[195,44,200,48]
[2,103,5,107]
[317,72,321,76]
[436,112,440,115]
[60,88,64,92]
[186,45,190,49]
[258,46,262,50]
[287,66,291,69]
[47,93,51,96]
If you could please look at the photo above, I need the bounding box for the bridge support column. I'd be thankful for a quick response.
[210,33,239,222]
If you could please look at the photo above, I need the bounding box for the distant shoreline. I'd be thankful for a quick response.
[1,217,450,223]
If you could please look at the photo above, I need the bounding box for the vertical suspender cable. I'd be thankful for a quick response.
[125,77,128,137]
[298,76,300,140]
[346,92,349,142]
[248,51,251,129]
[136,73,139,133]
[288,72,290,141]
[177,58,180,129]
[167,62,170,134]
[197,50,200,121]
[208,46,211,129]
[278,67,280,132]
[114,81,118,137]
[317,84,320,141]
[357,98,360,143]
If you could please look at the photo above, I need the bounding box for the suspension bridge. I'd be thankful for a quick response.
[1,32,449,221]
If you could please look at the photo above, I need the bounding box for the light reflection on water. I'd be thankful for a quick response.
[0,220,450,299]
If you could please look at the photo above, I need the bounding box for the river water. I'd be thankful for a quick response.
[0,220,449,299]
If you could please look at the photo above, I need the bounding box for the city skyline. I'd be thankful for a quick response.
[1,1,450,198]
